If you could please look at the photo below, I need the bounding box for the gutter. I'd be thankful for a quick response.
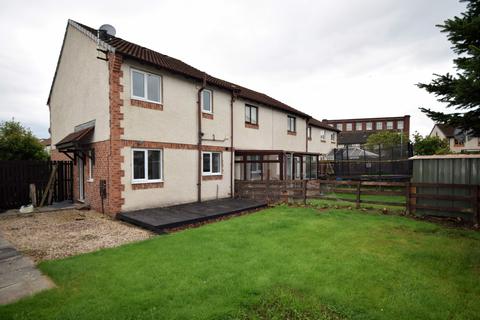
[197,73,207,202]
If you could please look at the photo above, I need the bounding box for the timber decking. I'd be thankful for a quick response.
[117,198,267,233]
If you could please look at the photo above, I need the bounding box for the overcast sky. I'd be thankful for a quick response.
[0,0,466,139]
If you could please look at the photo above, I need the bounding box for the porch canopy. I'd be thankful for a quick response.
[55,126,94,162]
[235,149,330,181]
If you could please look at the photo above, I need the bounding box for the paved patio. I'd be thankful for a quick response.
[0,236,54,305]
[117,198,267,233]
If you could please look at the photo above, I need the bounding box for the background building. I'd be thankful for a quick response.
[324,115,410,148]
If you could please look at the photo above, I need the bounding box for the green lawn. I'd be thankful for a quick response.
[1,206,479,320]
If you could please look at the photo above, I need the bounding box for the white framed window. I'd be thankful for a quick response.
[336,123,342,130]
[132,149,163,183]
[201,89,213,113]
[288,116,296,132]
[307,126,312,139]
[397,120,404,130]
[366,122,373,130]
[202,152,222,175]
[320,130,325,140]
[386,121,393,129]
[356,122,362,131]
[245,105,258,124]
[88,150,94,181]
[131,69,162,103]
[376,122,383,130]
[346,123,352,131]
[331,133,336,141]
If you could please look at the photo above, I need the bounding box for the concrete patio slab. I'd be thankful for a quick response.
[0,236,54,305]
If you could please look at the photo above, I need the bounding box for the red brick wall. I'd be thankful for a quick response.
[107,52,125,215]
[50,149,70,161]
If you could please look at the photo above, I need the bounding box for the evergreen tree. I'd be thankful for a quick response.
[417,0,480,136]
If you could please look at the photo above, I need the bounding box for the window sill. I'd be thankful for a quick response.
[202,112,214,120]
[87,179,94,183]
[202,175,223,181]
[320,139,326,142]
[287,131,297,136]
[131,182,164,190]
[131,99,163,110]
[245,123,259,129]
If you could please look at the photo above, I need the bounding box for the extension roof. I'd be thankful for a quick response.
[51,20,310,118]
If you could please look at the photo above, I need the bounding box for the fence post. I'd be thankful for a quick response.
[474,185,479,228]
[303,180,307,205]
[405,181,411,215]
[356,181,361,209]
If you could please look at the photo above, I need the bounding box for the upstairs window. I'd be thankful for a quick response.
[366,122,373,130]
[386,121,393,129]
[376,122,383,130]
[336,123,342,130]
[320,130,325,140]
[131,69,162,103]
[356,122,362,131]
[132,149,163,183]
[397,120,404,130]
[288,116,296,132]
[245,105,258,125]
[331,133,336,141]
[202,152,222,175]
[201,89,213,113]
[307,126,312,139]
[346,123,352,131]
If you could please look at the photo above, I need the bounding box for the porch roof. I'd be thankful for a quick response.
[55,126,94,151]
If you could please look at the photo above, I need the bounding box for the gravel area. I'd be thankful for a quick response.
[0,210,154,263]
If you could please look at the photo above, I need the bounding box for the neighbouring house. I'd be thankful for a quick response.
[39,138,51,154]
[48,20,339,215]
[324,115,410,148]
[429,124,480,153]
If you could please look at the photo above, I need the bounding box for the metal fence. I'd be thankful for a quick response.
[330,143,413,180]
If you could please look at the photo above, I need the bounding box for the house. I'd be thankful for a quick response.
[39,138,51,154]
[48,20,339,215]
[429,124,480,153]
[324,115,410,148]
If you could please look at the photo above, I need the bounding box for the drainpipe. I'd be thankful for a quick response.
[305,117,310,153]
[230,89,238,198]
[197,73,207,202]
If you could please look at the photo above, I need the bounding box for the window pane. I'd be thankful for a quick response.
[132,71,145,98]
[366,122,372,130]
[376,122,383,130]
[212,153,221,173]
[387,121,393,129]
[245,106,251,123]
[148,150,161,180]
[397,121,404,129]
[251,107,257,124]
[203,153,211,173]
[202,90,211,112]
[346,123,352,131]
[147,74,161,102]
[356,122,362,130]
[133,151,145,180]
[336,123,342,130]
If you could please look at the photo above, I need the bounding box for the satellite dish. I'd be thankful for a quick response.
[99,24,116,37]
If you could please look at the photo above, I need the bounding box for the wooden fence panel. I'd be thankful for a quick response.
[0,160,73,211]
[235,179,480,224]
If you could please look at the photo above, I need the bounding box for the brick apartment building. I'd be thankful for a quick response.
[324,115,410,147]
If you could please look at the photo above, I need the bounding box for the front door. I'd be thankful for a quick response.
[78,156,85,201]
